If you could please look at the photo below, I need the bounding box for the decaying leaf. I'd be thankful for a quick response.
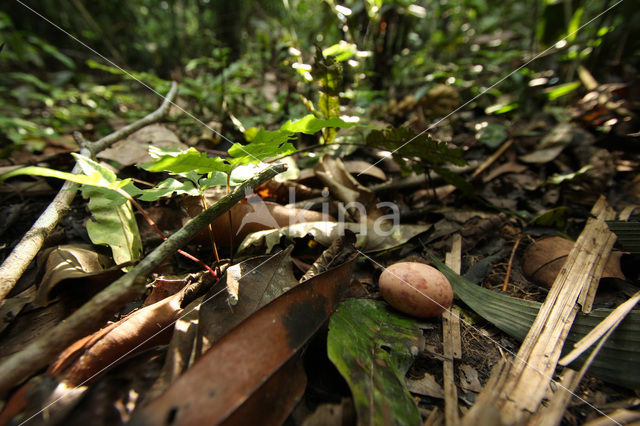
[129,257,355,425]
[459,364,483,393]
[48,281,189,386]
[34,244,120,307]
[315,155,387,224]
[0,287,35,334]
[182,194,333,246]
[237,221,431,255]
[146,248,299,400]
[97,124,188,168]
[522,236,625,288]
[343,160,387,182]
[300,230,357,282]
[195,246,298,355]
[519,123,575,164]
[405,373,444,399]
[327,299,425,426]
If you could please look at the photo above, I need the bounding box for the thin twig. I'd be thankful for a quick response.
[0,83,178,302]
[0,163,286,394]
[502,235,522,292]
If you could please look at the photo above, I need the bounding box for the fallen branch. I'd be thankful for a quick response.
[0,82,178,302]
[0,158,286,394]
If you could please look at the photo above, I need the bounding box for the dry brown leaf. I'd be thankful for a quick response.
[182,195,332,246]
[315,155,386,224]
[129,257,355,425]
[522,236,625,289]
[97,124,188,168]
[49,284,190,386]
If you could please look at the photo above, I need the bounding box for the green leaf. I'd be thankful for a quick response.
[322,41,357,62]
[83,184,142,267]
[328,299,423,426]
[366,128,466,168]
[227,129,296,166]
[142,147,232,174]
[137,178,200,201]
[0,165,103,187]
[280,114,358,134]
[72,153,118,185]
[529,206,571,228]
[198,172,229,189]
[431,165,477,199]
[544,81,582,101]
[428,253,640,389]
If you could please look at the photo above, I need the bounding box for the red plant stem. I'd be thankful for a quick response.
[123,190,217,279]
[200,193,221,272]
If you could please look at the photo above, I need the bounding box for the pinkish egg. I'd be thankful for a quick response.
[379,262,453,318]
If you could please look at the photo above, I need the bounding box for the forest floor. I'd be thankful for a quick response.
[0,62,639,426]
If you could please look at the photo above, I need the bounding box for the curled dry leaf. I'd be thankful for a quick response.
[182,195,333,246]
[343,160,387,182]
[300,230,357,282]
[406,373,444,399]
[48,279,192,386]
[195,246,298,355]
[0,287,35,335]
[34,244,121,308]
[522,236,625,289]
[237,221,431,255]
[315,155,387,224]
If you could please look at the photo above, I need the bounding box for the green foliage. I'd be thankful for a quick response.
[328,299,423,426]
[0,154,142,266]
[152,116,353,174]
[366,127,467,169]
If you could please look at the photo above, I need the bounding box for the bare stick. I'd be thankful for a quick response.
[0,82,178,302]
[501,234,521,292]
[0,163,286,393]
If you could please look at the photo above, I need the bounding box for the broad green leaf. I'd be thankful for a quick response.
[72,153,119,185]
[137,178,199,201]
[83,184,142,267]
[566,7,584,42]
[0,165,103,187]
[529,206,570,228]
[328,299,423,426]
[142,147,231,174]
[69,154,141,265]
[366,128,466,167]
[280,114,358,134]
[428,253,640,389]
[198,172,228,188]
[227,129,296,166]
